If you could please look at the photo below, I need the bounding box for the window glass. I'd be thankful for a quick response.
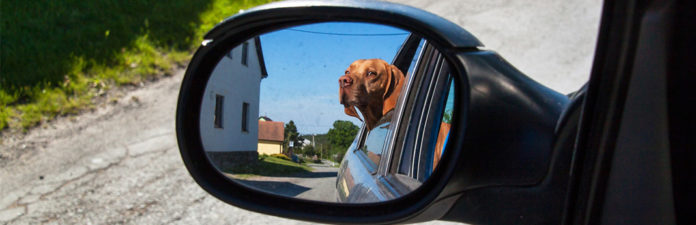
[429,79,454,174]
[405,39,425,76]
[241,42,249,66]
[360,121,390,166]
[241,102,249,132]
[214,95,224,128]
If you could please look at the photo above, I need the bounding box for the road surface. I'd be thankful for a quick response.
[232,162,339,202]
[0,0,601,224]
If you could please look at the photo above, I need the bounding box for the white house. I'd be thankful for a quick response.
[301,139,312,147]
[200,37,267,165]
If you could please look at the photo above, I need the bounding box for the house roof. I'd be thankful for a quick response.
[254,37,268,79]
[258,120,284,142]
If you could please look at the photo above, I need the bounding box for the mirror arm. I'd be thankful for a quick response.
[204,1,483,49]
[437,51,571,224]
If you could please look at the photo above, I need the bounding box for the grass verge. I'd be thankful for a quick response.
[1,0,274,132]
[222,154,313,179]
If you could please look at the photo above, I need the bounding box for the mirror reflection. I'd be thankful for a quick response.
[199,22,454,203]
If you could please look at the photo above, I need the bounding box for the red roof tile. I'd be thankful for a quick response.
[258,121,284,142]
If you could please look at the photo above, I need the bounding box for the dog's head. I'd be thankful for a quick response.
[339,59,404,129]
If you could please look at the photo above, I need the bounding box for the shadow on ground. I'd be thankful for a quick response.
[281,171,337,178]
[236,180,312,197]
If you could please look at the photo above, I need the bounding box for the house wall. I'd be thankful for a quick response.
[200,39,263,153]
[258,140,283,155]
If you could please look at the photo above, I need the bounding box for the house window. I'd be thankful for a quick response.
[214,95,224,129]
[241,102,249,132]
[241,42,249,66]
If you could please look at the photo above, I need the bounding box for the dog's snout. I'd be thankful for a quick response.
[339,75,353,88]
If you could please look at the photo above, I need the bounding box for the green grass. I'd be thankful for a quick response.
[223,155,313,179]
[0,0,274,131]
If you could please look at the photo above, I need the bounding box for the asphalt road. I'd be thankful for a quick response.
[0,0,601,224]
[233,163,339,202]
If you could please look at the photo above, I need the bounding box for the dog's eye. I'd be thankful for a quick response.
[345,71,349,74]
[367,71,376,77]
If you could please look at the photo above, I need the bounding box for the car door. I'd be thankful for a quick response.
[562,1,695,224]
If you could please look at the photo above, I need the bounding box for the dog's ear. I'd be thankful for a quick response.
[344,106,363,122]
[382,63,395,100]
[382,64,405,99]
[390,64,405,84]
[382,64,405,115]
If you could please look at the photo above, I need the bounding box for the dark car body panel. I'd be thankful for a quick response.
[454,51,569,187]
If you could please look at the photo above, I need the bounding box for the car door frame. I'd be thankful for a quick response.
[562,0,695,224]
[376,40,451,196]
[384,42,451,182]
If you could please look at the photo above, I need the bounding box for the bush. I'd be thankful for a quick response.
[302,145,316,156]
[0,0,275,131]
[258,154,269,160]
[270,153,291,161]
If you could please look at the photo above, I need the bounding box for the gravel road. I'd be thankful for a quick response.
[0,0,601,224]
[388,0,602,94]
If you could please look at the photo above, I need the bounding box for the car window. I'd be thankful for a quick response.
[359,121,391,166]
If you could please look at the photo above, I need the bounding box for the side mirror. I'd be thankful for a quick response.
[176,1,569,224]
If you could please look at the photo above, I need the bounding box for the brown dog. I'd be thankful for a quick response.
[339,59,405,130]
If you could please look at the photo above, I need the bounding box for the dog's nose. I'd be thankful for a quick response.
[339,75,353,88]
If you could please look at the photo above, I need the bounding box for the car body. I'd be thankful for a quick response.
[176,0,695,224]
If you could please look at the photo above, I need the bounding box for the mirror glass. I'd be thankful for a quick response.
[199,22,454,203]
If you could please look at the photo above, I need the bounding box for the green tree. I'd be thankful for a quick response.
[302,145,316,156]
[442,108,453,124]
[283,120,303,154]
[327,120,360,160]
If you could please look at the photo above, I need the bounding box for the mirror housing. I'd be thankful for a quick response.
[177,1,570,224]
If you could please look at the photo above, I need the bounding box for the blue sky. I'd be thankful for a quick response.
[258,22,410,134]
